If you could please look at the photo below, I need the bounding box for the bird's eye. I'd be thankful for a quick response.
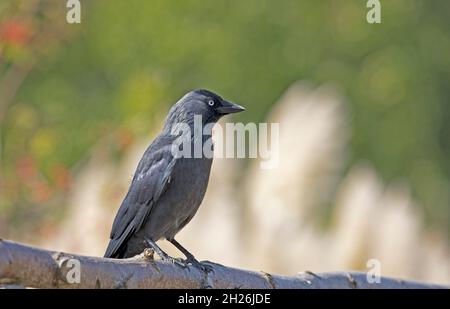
[208,100,215,107]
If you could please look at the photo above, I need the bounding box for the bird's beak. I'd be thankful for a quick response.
[216,100,246,114]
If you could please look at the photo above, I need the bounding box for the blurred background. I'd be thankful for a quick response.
[0,0,449,284]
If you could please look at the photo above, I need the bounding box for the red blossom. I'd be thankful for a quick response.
[0,20,31,46]
[51,164,72,190]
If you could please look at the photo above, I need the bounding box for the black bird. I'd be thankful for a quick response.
[104,89,244,266]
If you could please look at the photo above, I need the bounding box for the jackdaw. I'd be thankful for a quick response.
[104,89,244,267]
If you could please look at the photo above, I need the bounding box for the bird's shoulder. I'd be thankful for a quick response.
[133,134,177,173]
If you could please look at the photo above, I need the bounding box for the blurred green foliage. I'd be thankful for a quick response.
[0,0,449,235]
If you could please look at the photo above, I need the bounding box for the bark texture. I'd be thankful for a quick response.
[0,240,446,289]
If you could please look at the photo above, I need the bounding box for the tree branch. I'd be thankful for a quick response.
[0,240,446,289]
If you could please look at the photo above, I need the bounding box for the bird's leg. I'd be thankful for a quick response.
[144,238,186,267]
[144,238,170,260]
[168,238,213,272]
[168,238,196,261]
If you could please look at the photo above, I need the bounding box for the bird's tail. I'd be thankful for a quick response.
[104,221,137,258]
[104,238,124,258]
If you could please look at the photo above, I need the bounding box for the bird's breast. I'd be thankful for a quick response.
[143,156,213,240]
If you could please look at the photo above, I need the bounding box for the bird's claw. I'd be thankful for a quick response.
[157,255,187,267]
[171,257,188,268]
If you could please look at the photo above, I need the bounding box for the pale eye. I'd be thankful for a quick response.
[208,100,215,106]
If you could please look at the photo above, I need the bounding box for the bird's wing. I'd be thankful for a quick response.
[104,140,176,258]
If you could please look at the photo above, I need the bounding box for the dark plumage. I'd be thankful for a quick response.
[104,89,244,264]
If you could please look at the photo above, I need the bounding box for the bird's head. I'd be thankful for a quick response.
[165,89,245,129]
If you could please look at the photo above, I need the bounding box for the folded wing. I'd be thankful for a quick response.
[104,139,175,258]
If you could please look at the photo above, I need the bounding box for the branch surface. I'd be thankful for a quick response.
[0,240,446,289]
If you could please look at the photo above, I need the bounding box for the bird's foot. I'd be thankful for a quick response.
[165,238,213,271]
[169,257,188,268]
[148,246,186,267]
[157,254,187,267]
